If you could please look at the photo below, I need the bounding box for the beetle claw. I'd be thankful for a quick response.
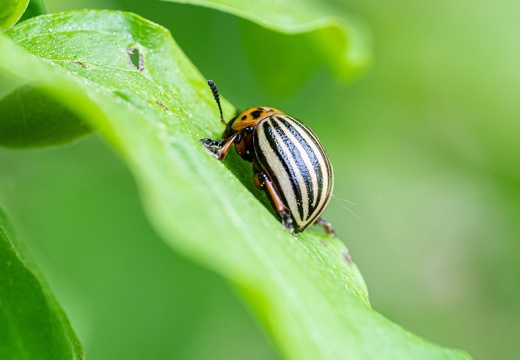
[281,213,295,234]
[203,146,220,159]
[200,138,221,147]
[314,217,336,237]
[200,138,225,159]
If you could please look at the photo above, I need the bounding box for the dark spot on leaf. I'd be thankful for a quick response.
[157,101,170,112]
[127,47,144,72]
[72,60,87,68]
[250,110,263,119]
[342,250,353,266]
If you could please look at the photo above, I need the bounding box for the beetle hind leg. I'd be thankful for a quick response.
[314,217,335,237]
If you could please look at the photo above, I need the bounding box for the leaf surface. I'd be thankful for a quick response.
[0,0,29,29]
[0,10,470,360]
[0,208,83,360]
[163,0,371,79]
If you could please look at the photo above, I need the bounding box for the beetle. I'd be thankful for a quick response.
[201,80,335,236]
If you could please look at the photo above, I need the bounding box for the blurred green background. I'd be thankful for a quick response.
[1,0,519,359]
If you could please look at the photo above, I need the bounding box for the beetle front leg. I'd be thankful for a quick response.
[314,217,336,237]
[200,133,240,161]
[254,171,295,234]
[200,138,221,147]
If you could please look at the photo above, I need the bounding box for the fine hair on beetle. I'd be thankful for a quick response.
[331,194,363,222]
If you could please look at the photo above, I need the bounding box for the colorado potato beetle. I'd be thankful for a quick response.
[201,80,335,236]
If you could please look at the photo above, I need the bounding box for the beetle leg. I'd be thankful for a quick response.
[200,138,221,147]
[314,217,335,237]
[254,171,295,233]
[201,133,240,160]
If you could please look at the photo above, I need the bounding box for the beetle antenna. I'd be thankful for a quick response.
[207,80,226,125]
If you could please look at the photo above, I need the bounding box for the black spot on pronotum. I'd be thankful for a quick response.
[251,110,263,119]
[342,250,353,265]
[156,101,170,112]
[127,47,144,72]
[241,115,247,120]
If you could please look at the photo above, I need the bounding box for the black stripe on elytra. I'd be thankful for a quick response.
[255,119,304,221]
[264,120,306,221]
[281,116,333,230]
[285,116,332,202]
[276,116,323,180]
[276,116,326,214]
[286,116,329,168]
[270,118,315,219]
[289,117,329,161]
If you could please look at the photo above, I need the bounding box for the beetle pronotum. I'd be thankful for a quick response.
[201,80,335,236]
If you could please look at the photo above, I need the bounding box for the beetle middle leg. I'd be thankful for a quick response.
[254,171,294,233]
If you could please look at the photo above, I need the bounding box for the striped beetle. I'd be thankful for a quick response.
[201,80,335,236]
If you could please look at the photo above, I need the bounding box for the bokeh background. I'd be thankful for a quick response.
[1,0,519,359]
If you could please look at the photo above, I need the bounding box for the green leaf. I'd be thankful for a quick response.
[0,0,29,29]
[0,208,84,360]
[0,85,90,148]
[18,0,46,23]
[0,10,470,359]
[162,0,371,80]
